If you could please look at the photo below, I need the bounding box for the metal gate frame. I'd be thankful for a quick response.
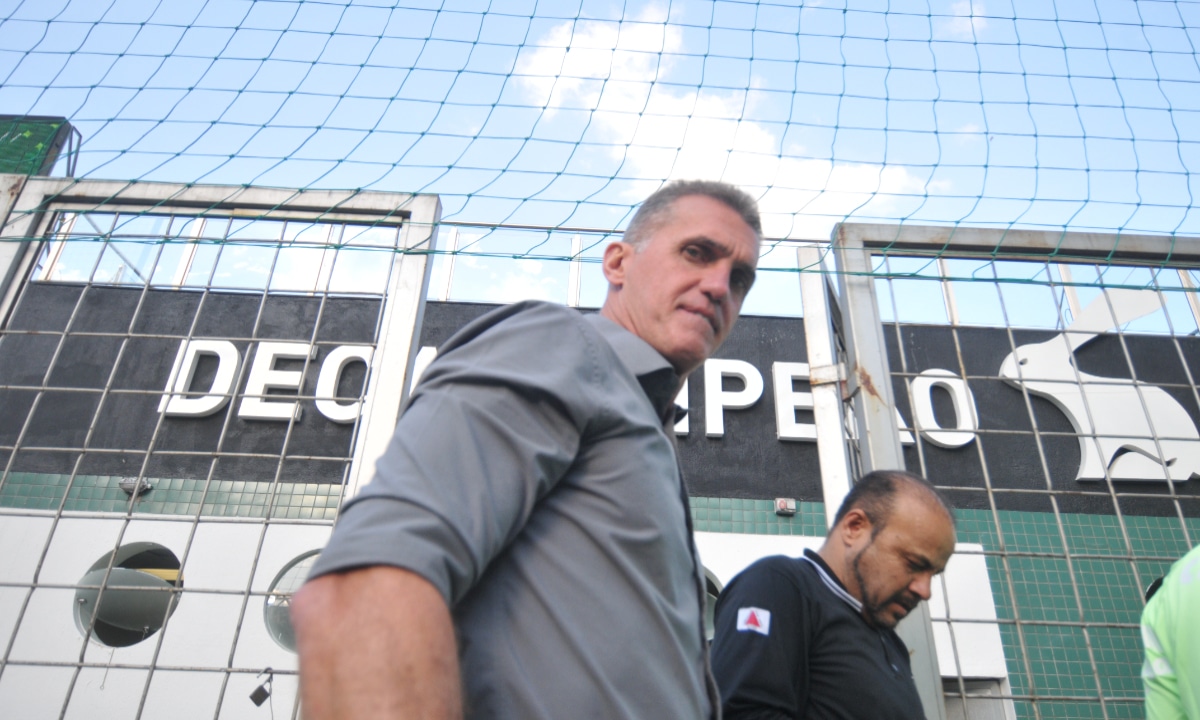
[831,221,1200,720]
[0,175,441,498]
[0,175,440,717]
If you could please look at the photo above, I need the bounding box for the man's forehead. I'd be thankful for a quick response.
[890,493,956,558]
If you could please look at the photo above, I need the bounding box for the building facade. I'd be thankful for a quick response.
[1,177,1196,719]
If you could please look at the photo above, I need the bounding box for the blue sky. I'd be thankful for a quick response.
[5,0,1200,315]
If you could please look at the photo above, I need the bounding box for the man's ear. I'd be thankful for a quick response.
[840,508,872,544]
[602,241,633,286]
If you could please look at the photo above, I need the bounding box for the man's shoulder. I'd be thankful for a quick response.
[731,553,861,613]
[744,553,810,574]
[442,300,591,352]
[419,301,623,416]
[730,554,819,595]
[751,553,820,576]
[436,301,612,371]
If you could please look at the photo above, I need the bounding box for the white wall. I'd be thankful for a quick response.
[0,520,1006,718]
[0,513,331,719]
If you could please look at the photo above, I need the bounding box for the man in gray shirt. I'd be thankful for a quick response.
[291,180,762,719]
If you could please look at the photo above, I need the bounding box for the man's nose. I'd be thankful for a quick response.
[910,573,934,601]
[698,263,732,302]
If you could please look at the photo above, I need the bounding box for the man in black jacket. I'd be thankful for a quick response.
[710,470,956,719]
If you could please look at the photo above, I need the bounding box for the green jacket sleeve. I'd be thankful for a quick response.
[1142,545,1200,720]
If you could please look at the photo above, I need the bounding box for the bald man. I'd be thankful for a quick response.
[710,470,956,719]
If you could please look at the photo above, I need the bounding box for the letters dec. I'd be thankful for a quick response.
[158,339,373,423]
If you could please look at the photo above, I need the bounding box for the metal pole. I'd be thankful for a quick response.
[832,223,949,720]
[798,244,852,530]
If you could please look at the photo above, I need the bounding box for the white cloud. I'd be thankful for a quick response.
[937,0,987,41]
[491,271,559,303]
[616,87,932,238]
[516,9,939,240]
[515,9,681,115]
[441,238,560,304]
[515,258,544,275]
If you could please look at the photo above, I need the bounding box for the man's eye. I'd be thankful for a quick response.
[683,245,706,260]
[732,272,753,293]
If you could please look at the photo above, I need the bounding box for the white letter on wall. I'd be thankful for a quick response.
[239,342,312,421]
[674,379,689,435]
[158,340,240,417]
[315,345,374,423]
[408,345,438,394]
[705,359,764,437]
[911,369,978,448]
[772,362,816,441]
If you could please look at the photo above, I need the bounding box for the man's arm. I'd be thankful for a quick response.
[292,304,597,717]
[709,558,806,719]
[292,566,462,720]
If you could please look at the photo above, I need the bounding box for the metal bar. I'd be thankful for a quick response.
[831,223,949,720]
[438,226,459,302]
[839,221,1200,264]
[344,195,441,498]
[0,179,444,715]
[798,245,852,529]
[937,256,959,326]
[0,174,30,302]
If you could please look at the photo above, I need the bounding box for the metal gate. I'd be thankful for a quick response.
[829,222,1200,720]
[0,175,438,718]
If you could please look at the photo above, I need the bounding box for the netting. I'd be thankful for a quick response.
[5,0,1200,241]
[4,2,1200,720]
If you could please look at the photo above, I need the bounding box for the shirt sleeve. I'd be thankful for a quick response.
[1142,619,1185,720]
[1142,548,1200,720]
[710,557,810,720]
[307,302,609,605]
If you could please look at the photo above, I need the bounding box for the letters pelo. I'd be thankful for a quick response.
[417,303,1200,491]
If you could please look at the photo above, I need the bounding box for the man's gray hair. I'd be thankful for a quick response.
[624,180,763,249]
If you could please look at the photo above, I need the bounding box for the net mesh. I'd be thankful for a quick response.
[5,0,1199,241]
[3,2,1200,719]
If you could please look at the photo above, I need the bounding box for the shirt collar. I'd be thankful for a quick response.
[585,313,683,423]
[801,548,863,612]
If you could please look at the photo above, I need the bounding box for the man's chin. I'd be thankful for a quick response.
[675,312,720,346]
[868,614,900,630]
[662,340,714,374]
[865,605,909,629]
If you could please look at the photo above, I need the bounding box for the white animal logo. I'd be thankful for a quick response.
[998,289,1200,483]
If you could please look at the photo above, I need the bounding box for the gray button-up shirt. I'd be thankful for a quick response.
[309,301,713,719]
